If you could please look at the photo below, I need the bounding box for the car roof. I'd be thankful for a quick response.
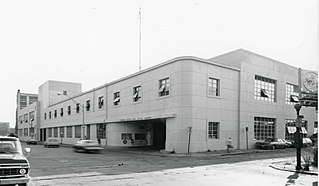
[0,136,18,141]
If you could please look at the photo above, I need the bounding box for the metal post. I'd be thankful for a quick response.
[245,127,249,150]
[294,103,302,170]
[82,104,85,139]
[187,127,192,154]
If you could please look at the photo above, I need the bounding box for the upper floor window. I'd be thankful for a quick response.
[67,106,71,115]
[49,111,51,119]
[54,110,57,118]
[60,108,64,117]
[158,78,170,97]
[29,111,35,121]
[86,100,91,111]
[286,83,299,105]
[113,92,120,106]
[98,96,104,109]
[254,75,276,102]
[76,103,80,113]
[19,116,23,124]
[44,113,47,120]
[133,86,142,102]
[23,114,28,122]
[208,78,220,96]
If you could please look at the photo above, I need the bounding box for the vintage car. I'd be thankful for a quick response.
[26,138,37,145]
[0,136,31,186]
[43,138,60,148]
[255,138,286,150]
[73,140,104,153]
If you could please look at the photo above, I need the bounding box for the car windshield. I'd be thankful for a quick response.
[265,138,274,142]
[0,139,23,154]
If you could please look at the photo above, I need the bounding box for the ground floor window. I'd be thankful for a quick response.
[19,129,23,136]
[285,119,308,140]
[54,127,58,137]
[254,117,275,140]
[75,126,81,138]
[60,127,64,138]
[96,123,106,139]
[67,126,72,138]
[48,128,52,137]
[24,128,28,136]
[121,133,132,140]
[208,122,219,139]
[29,127,34,137]
[135,133,146,140]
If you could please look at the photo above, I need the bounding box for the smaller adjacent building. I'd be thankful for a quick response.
[0,122,10,136]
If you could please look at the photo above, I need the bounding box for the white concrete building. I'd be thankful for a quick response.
[16,49,318,153]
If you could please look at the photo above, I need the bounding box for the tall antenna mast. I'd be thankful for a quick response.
[139,7,142,71]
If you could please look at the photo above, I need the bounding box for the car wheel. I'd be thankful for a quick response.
[271,145,275,150]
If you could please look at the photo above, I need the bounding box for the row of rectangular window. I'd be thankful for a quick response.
[45,124,106,139]
[44,96,104,120]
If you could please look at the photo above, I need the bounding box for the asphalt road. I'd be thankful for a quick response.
[23,143,300,178]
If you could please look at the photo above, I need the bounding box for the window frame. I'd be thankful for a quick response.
[113,91,120,106]
[208,77,220,97]
[158,77,170,97]
[208,122,219,139]
[133,85,142,102]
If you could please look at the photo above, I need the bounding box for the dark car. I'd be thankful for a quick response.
[43,138,60,148]
[26,138,37,145]
[0,136,31,186]
[310,133,317,144]
[73,140,104,153]
[255,138,286,150]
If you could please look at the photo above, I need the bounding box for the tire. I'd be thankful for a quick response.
[270,145,275,150]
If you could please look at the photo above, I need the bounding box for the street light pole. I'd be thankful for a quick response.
[294,103,303,171]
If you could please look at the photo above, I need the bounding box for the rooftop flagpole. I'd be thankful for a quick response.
[139,7,142,71]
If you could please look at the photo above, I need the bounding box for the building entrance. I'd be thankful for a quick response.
[151,119,166,150]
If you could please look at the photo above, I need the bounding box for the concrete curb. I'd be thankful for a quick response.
[269,164,318,176]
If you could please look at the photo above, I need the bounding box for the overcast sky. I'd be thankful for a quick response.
[0,0,317,128]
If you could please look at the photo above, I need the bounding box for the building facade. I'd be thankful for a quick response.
[16,49,318,153]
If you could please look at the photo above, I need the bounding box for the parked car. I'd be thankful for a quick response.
[73,140,104,153]
[26,138,37,145]
[282,139,294,148]
[43,138,60,148]
[255,138,286,150]
[0,136,31,186]
[290,137,313,148]
[302,138,313,147]
[310,133,317,144]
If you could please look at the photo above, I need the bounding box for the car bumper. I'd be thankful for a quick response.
[0,176,30,185]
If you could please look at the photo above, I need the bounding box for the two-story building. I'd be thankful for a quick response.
[16,49,317,153]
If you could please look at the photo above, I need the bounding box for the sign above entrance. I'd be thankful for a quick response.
[117,114,176,122]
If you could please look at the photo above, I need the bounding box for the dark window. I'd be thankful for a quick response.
[98,96,104,109]
[60,108,64,117]
[158,78,170,97]
[86,100,91,111]
[113,92,120,106]
[133,86,142,102]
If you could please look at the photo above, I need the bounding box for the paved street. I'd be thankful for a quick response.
[29,158,317,186]
[24,143,318,185]
[25,143,298,177]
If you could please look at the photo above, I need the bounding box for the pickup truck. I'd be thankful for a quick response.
[0,136,31,186]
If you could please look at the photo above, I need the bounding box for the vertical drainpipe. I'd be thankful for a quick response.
[237,71,241,149]
[104,85,108,146]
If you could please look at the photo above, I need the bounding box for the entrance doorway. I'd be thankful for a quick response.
[152,119,166,150]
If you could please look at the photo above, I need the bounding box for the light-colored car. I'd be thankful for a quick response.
[255,138,286,150]
[43,138,60,148]
[73,140,104,153]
